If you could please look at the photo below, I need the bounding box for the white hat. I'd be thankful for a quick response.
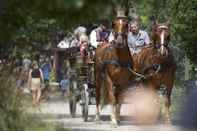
[74,26,87,36]
[79,34,89,42]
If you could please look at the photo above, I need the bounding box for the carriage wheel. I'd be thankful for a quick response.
[69,80,77,118]
[81,83,89,122]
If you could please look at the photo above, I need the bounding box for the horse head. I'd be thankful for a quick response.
[112,18,128,48]
[152,20,171,56]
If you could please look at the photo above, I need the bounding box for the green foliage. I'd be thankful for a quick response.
[26,123,69,131]
[0,68,29,131]
[0,0,196,81]
[50,68,57,82]
[0,66,70,131]
[13,17,64,54]
[0,0,120,59]
[134,0,197,80]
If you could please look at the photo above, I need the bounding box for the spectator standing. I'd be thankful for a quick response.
[59,75,70,97]
[28,61,44,106]
[40,57,52,100]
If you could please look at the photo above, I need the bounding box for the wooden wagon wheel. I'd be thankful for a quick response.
[81,83,89,122]
[69,79,77,118]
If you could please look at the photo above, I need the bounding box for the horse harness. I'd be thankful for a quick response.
[99,45,175,83]
[99,45,146,82]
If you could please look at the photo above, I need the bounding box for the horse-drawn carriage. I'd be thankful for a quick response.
[53,13,175,125]
[56,46,95,122]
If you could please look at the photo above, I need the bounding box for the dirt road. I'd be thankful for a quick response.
[28,93,180,131]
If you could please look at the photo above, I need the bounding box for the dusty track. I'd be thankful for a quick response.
[27,92,180,131]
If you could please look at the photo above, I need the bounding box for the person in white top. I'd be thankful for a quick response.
[89,28,99,48]
[90,29,114,48]
[89,20,111,48]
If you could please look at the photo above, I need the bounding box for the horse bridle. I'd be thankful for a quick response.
[158,25,169,45]
[113,19,128,49]
[154,25,169,53]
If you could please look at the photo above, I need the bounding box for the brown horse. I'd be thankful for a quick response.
[132,20,176,123]
[95,18,138,125]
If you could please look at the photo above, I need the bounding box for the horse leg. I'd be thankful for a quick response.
[95,104,101,122]
[105,75,118,126]
[146,81,161,121]
[163,70,175,124]
[164,87,172,124]
[115,90,122,124]
[95,79,101,122]
[116,103,121,124]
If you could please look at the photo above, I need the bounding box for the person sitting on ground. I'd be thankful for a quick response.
[127,19,150,55]
[28,61,44,106]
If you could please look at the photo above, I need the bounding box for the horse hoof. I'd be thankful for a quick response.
[110,119,119,127]
[165,120,171,125]
[94,117,100,124]
[95,120,101,124]
[110,122,118,128]
[117,119,120,124]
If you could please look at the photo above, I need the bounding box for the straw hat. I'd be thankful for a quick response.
[79,33,89,43]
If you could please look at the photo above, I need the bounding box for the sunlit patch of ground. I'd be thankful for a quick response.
[122,85,160,125]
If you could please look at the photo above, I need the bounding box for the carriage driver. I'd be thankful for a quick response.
[127,19,150,55]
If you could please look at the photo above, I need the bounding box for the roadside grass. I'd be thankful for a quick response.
[26,123,70,131]
[0,66,69,131]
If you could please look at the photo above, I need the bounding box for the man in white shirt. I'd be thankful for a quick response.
[127,20,150,55]
[89,20,111,48]
[89,28,99,48]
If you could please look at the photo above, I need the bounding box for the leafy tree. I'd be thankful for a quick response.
[0,0,196,75]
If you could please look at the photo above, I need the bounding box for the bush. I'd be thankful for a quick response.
[0,66,69,131]
[0,67,29,131]
[49,68,57,82]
